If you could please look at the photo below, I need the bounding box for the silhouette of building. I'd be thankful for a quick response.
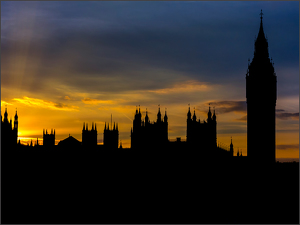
[103,121,119,149]
[1,108,18,147]
[186,106,217,150]
[82,122,97,146]
[131,106,168,149]
[43,129,55,146]
[246,10,277,163]
[230,138,234,156]
[58,135,81,148]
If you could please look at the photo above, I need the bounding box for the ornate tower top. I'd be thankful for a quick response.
[193,108,197,121]
[207,104,212,120]
[157,104,161,122]
[4,106,8,121]
[164,108,168,122]
[187,104,191,119]
[14,109,18,120]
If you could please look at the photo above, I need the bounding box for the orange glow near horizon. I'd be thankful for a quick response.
[2,96,298,160]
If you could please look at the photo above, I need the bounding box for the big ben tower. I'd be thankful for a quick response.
[246,10,277,163]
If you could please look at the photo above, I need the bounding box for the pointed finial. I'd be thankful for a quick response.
[260,9,263,21]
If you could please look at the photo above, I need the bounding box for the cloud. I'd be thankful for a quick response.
[81,98,115,105]
[236,115,247,121]
[276,112,299,120]
[13,96,79,111]
[148,80,210,94]
[1,101,13,106]
[276,144,299,150]
[206,101,247,114]
[64,96,71,100]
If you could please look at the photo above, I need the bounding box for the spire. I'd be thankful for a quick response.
[14,108,18,120]
[157,104,161,122]
[230,137,233,147]
[207,104,212,121]
[193,107,197,121]
[213,107,216,121]
[36,138,39,146]
[136,106,138,114]
[83,122,85,131]
[253,9,270,62]
[145,108,149,123]
[4,106,8,121]
[164,108,168,123]
[187,104,191,120]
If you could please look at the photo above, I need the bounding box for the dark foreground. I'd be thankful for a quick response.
[1,147,299,224]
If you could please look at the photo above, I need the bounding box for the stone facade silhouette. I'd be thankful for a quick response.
[82,122,97,146]
[246,10,277,163]
[1,108,18,147]
[43,129,55,146]
[131,106,168,149]
[186,106,217,150]
[103,121,119,149]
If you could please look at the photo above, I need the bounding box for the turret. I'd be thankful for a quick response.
[187,106,191,120]
[207,105,212,122]
[145,108,149,124]
[230,137,234,156]
[193,108,197,122]
[213,108,216,121]
[4,107,8,122]
[157,105,161,123]
[164,109,168,123]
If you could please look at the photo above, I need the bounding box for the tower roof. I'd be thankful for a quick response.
[248,10,275,77]
[14,109,18,120]
[253,10,270,62]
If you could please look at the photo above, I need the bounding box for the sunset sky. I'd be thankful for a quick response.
[1,1,299,160]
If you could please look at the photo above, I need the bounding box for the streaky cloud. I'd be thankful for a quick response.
[13,96,79,111]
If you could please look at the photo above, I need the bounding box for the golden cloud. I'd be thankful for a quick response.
[1,101,13,107]
[81,98,115,105]
[148,80,210,94]
[13,96,79,111]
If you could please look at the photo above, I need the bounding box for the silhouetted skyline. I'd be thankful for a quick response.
[1,2,298,160]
